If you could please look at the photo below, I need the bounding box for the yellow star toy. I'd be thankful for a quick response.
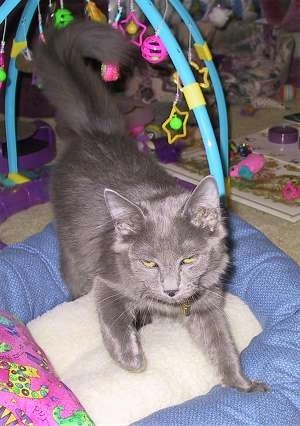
[190,60,210,89]
[162,104,189,144]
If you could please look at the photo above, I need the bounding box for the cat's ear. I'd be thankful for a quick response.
[104,189,145,236]
[182,176,221,232]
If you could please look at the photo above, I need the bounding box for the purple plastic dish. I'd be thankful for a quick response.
[0,120,56,174]
[0,171,50,225]
[268,126,298,144]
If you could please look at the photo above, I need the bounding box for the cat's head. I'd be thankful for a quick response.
[104,176,229,305]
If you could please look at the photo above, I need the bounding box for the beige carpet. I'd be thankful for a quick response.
[0,99,299,264]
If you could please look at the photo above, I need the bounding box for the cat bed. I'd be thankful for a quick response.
[0,214,300,424]
[26,291,261,425]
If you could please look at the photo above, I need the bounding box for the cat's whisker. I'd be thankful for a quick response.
[202,288,244,313]
[202,287,226,300]
[97,294,126,309]
[110,309,133,330]
[145,296,155,323]
[94,217,115,230]
[204,301,222,345]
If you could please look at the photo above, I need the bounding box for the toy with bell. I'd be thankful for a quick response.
[54,7,74,28]
[0,21,7,90]
[0,63,6,89]
[119,11,146,46]
[237,142,252,157]
[141,35,168,64]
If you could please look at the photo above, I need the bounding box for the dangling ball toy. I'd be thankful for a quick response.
[169,114,183,131]
[126,20,139,35]
[0,40,6,89]
[54,8,74,28]
[237,142,252,157]
[119,11,147,46]
[101,63,120,82]
[141,35,168,64]
[0,68,6,84]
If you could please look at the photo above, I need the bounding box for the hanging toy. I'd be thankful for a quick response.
[141,0,169,64]
[15,18,33,74]
[141,35,168,64]
[119,2,146,46]
[110,1,123,29]
[189,61,209,88]
[54,1,74,28]
[85,1,107,23]
[162,76,189,144]
[101,63,120,82]
[187,26,210,89]
[37,0,45,43]
[0,19,7,90]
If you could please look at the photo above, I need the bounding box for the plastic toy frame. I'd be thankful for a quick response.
[0,0,229,198]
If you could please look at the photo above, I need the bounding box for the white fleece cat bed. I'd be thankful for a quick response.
[28,291,261,425]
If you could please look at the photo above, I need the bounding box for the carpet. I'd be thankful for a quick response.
[160,124,300,223]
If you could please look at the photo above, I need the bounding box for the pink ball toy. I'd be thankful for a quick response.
[101,63,120,82]
[141,35,168,64]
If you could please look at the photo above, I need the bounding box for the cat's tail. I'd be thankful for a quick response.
[33,20,140,136]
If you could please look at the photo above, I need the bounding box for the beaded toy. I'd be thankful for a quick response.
[0,18,7,89]
[118,2,146,46]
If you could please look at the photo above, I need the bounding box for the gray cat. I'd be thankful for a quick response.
[34,20,267,392]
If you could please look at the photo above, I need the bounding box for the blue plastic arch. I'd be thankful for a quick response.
[0,0,228,197]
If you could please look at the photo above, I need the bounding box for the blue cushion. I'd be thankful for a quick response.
[0,224,70,323]
[0,215,299,424]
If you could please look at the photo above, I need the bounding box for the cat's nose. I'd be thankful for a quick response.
[164,290,178,297]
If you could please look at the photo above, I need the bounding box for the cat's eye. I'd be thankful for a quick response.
[142,260,158,268]
[181,256,196,265]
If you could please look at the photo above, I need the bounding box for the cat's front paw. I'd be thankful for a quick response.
[240,380,268,393]
[110,329,146,372]
[222,376,268,393]
[118,348,146,372]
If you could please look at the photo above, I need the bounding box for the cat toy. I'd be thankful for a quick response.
[230,153,266,180]
[162,74,189,144]
[187,25,209,89]
[141,35,168,64]
[141,0,168,64]
[37,0,45,43]
[110,0,123,29]
[15,18,34,75]
[85,0,107,23]
[101,63,120,82]
[54,0,74,28]
[100,1,123,82]
[161,21,210,144]
[0,18,7,89]
[118,1,146,46]
[282,181,300,201]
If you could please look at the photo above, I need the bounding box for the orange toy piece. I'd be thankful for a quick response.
[85,1,107,23]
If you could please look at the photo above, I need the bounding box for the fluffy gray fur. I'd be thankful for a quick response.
[34,20,266,392]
